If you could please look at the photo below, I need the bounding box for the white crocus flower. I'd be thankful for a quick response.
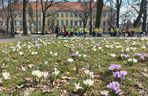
[74,83,83,90]
[126,48,130,52]
[50,51,53,55]
[32,52,38,55]
[89,71,95,79]
[128,58,132,62]
[84,69,94,79]
[52,68,60,76]
[76,51,79,55]
[84,69,90,74]
[32,70,43,78]
[83,79,94,87]
[83,54,87,58]
[54,53,58,56]
[100,90,109,96]
[21,66,26,71]
[19,52,23,56]
[43,72,49,78]
[67,58,74,63]
[128,58,137,63]
[133,58,138,63]
[44,61,48,65]
[2,72,11,80]
[28,64,33,68]
[110,53,116,58]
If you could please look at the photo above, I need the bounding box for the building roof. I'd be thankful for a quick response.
[32,2,110,11]
[2,2,110,12]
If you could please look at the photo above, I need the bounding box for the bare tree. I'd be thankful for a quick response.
[40,0,60,35]
[127,0,147,33]
[128,0,145,27]
[22,0,29,36]
[1,0,11,31]
[95,0,103,28]
[142,0,147,33]
[116,0,122,28]
[74,0,90,36]
[88,0,95,34]
[1,0,18,36]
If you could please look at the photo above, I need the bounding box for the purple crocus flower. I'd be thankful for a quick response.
[134,53,146,60]
[106,81,122,94]
[143,54,148,58]
[108,64,121,71]
[134,53,141,57]
[113,71,127,80]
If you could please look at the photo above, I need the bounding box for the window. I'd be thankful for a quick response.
[15,21,17,25]
[61,13,64,17]
[57,13,59,17]
[66,13,68,17]
[108,13,110,17]
[107,20,110,26]
[103,13,106,17]
[103,21,106,26]
[70,20,73,26]
[103,28,105,32]
[20,21,22,25]
[71,13,73,17]
[61,20,64,26]
[79,21,82,26]
[48,20,50,26]
[75,21,77,26]
[0,21,2,26]
[66,20,68,26]
[20,28,22,31]
[75,14,77,17]
[39,21,41,26]
[57,20,59,26]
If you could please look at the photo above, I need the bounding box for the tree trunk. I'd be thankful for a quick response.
[41,12,46,35]
[36,0,39,34]
[11,17,15,37]
[83,20,87,37]
[23,0,28,36]
[6,18,9,31]
[133,0,145,27]
[95,0,103,28]
[89,1,93,35]
[116,0,122,28]
[142,0,147,33]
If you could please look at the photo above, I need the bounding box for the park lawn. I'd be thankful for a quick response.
[0,37,148,96]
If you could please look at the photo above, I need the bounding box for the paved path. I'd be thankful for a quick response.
[0,34,148,43]
[0,34,55,43]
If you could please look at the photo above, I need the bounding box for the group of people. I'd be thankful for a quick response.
[55,25,89,38]
[55,25,144,38]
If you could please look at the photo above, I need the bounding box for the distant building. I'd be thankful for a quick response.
[0,2,116,33]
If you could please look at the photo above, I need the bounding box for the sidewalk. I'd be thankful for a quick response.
[0,34,55,43]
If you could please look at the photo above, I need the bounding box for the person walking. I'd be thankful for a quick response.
[98,27,103,37]
[63,25,67,37]
[55,25,60,38]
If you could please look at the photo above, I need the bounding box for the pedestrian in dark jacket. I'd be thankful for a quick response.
[55,25,60,38]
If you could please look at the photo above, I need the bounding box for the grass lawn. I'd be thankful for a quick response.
[0,37,148,96]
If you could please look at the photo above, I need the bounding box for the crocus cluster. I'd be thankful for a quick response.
[106,81,122,95]
[108,64,121,71]
[134,53,148,62]
[107,64,127,95]
[113,71,127,80]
